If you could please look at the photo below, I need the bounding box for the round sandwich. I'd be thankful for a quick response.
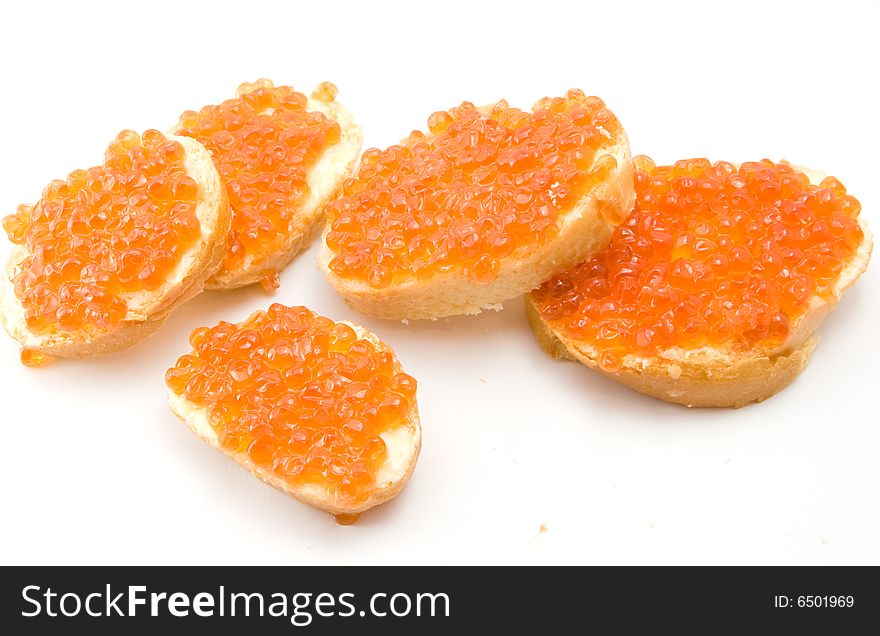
[174,79,363,291]
[1,129,230,364]
[165,303,421,522]
[528,157,872,407]
[320,89,634,320]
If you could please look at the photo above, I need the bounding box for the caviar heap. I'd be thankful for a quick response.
[176,80,341,270]
[165,304,417,505]
[3,130,202,334]
[325,89,622,288]
[532,157,864,370]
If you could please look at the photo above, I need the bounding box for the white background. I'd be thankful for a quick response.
[1,0,877,565]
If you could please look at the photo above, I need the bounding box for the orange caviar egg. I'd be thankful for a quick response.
[333,513,362,526]
[176,79,341,271]
[165,304,418,505]
[532,157,864,366]
[3,130,202,335]
[259,268,280,293]
[20,348,52,367]
[325,89,623,288]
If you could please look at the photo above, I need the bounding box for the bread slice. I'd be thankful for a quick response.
[0,134,231,359]
[319,100,635,320]
[526,167,873,408]
[173,86,363,291]
[167,321,421,519]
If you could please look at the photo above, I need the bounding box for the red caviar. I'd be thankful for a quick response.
[20,348,52,367]
[3,130,202,335]
[259,268,280,293]
[325,89,623,288]
[176,80,341,271]
[532,157,864,369]
[165,304,417,505]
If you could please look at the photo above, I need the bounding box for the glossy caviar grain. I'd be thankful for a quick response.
[325,89,622,287]
[259,268,281,293]
[532,157,864,369]
[165,304,417,505]
[176,79,341,270]
[3,130,201,335]
[20,348,52,367]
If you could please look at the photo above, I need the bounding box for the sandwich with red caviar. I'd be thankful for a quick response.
[1,130,230,364]
[165,304,421,522]
[174,80,362,292]
[321,89,634,319]
[527,157,871,407]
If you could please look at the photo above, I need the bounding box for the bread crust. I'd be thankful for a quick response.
[174,92,363,291]
[167,321,421,517]
[526,170,873,408]
[320,102,635,320]
[0,135,231,358]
